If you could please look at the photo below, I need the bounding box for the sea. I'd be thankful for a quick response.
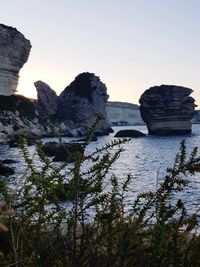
[1,124,200,217]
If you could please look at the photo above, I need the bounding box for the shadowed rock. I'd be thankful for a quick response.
[57,72,113,136]
[0,159,18,164]
[34,81,58,116]
[0,163,15,176]
[42,141,84,162]
[0,24,31,95]
[115,129,145,138]
[139,85,195,135]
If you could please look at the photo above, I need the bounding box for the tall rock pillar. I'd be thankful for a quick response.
[0,24,31,95]
[139,85,195,135]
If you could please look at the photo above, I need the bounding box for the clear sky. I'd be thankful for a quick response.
[1,0,200,106]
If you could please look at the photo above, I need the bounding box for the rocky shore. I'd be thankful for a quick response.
[0,72,113,144]
[0,23,199,143]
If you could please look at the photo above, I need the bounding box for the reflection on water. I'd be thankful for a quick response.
[1,124,200,214]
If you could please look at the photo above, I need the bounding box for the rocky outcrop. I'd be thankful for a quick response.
[57,73,112,135]
[106,101,144,126]
[0,159,18,164]
[114,129,145,138]
[42,141,84,162]
[0,72,113,143]
[35,73,112,136]
[0,24,31,95]
[139,85,195,135]
[34,81,58,116]
[0,163,15,176]
[0,95,46,143]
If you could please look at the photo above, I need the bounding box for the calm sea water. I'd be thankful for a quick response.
[1,124,200,215]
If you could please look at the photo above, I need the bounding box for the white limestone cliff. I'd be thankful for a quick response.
[0,24,31,95]
[106,102,144,126]
[139,85,195,135]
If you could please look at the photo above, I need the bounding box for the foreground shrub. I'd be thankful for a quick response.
[0,139,200,266]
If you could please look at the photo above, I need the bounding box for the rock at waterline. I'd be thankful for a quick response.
[114,129,145,138]
[42,142,84,162]
[139,85,195,135]
[0,163,15,176]
[0,24,31,96]
[8,133,42,147]
[0,159,18,164]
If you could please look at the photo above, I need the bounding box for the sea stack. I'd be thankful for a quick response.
[139,85,195,135]
[0,24,31,95]
[57,72,112,135]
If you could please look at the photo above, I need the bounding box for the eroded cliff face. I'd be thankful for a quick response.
[0,24,31,95]
[37,72,112,136]
[0,95,46,143]
[106,102,144,126]
[139,85,195,135]
[34,81,58,116]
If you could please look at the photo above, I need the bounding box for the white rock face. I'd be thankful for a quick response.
[106,102,144,126]
[0,24,31,95]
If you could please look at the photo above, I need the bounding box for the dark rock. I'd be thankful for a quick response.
[0,159,18,164]
[34,81,58,116]
[56,72,111,135]
[139,85,196,135]
[0,95,37,117]
[0,163,15,176]
[42,141,84,162]
[0,95,45,144]
[8,139,19,148]
[114,129,145,138]
[8,133,41,147]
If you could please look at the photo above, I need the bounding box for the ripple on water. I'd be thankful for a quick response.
[1,125,200,214]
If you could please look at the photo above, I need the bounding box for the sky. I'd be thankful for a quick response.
[1,0,200,106]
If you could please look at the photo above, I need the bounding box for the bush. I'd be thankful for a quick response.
[0,139,200,266]
[0,95,36,118]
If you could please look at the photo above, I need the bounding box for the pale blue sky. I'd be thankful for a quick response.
[1,0,200,105]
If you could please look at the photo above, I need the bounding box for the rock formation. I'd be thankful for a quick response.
[0,163,15,176]
[0,24,31,95]
[34,81,58,116]
[0,95,45,143]
[55,72,112,135]
[106,101,144,126]
[192,110,200,124]
[139,85,195,135]
[114,129,145,138]
[42,141,84,162]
